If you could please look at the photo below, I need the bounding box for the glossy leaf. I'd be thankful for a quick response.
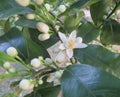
[100,19,120,45]
[15,18,38,29]
[0,27,45,60]
[0,0,33,19]
[90,0,110,26]
[74,44,120,77]
[25,86,60,97]
[77,22,99,43]
[62,64,120,97]
[64,10,84,33]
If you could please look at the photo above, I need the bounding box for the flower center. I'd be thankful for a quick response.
[68,40,75,49]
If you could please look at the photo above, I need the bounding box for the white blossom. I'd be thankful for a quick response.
[55,51,66,64]
[58,30,87,58]
[6,47,18,57]
[15,0,30,7]
[36,22,49,33]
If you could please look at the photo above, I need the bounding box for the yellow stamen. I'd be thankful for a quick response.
[68,40,75,49]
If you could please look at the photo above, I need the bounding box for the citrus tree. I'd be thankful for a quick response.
[0,0,120,97]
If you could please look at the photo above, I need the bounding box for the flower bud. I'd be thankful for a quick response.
[6,47,18,57]
[31,58,41,68]
[38,33,50,41]
[45,58,53,64]
[38,79,43,85]
[58,5,66,13]
[15,0,30,7]
[26,13,35,20]
[19,79,34,90]
[9,68,16,73]
[55,51,66,64]
[3,62,11,69]
[34,0,44,5]
[45,3,51,11]
[36,22,49,33]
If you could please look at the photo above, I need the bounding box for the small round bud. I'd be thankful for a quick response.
[31,58,41,68]
[36,22,49,33]
[34,0,44,5]
[45,3,51,11]
[38,33,50,41]
[38,79,43,85]
[19,79,34,90]
[15,0,30,7]
[6,47,18,57]
[45,58,53,64]
[9,68,16,73]
[38,56,44,61]
[26,13,35,20]
[58,5,66,13]
[3,62,11,69]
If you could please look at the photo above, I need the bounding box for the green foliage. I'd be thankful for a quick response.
[100,19,120,45]
[64,9,84,32]
[15,18,38,29]
[90,0,110,26]
[61,64,120,97]
[77,22,99,43]
[0,0,33,19]
[1,0,120,97]
[74,44,120,77]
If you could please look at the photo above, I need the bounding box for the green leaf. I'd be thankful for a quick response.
[15,18,38,29]
[0,27,27,59]
[61,64,120,97]
[100,19,120,45]
[25,86,60,97]
[0,0,33,19]
[39,86,60,97]
[77,22,99,43]
[71,0,100,8]
[0,27,44,61]
[90,0,110,26]
[74,44,120,78]
[64,9,84,33]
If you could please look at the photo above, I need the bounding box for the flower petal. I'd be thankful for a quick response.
[59,43,65,50]
[75,43,87,48]
[58,32,68,44]
[66,49,73,58]
[76,37,83,43]
[69,30,77,41]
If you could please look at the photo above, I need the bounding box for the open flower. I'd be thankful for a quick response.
[58,30,87,58]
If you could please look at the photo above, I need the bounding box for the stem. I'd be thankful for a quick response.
[106,1,120,19]
[15,56,31,70]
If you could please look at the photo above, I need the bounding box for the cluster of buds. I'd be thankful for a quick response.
[30,56,53,70]
[3,62,16,73]
[36,22,51,41]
